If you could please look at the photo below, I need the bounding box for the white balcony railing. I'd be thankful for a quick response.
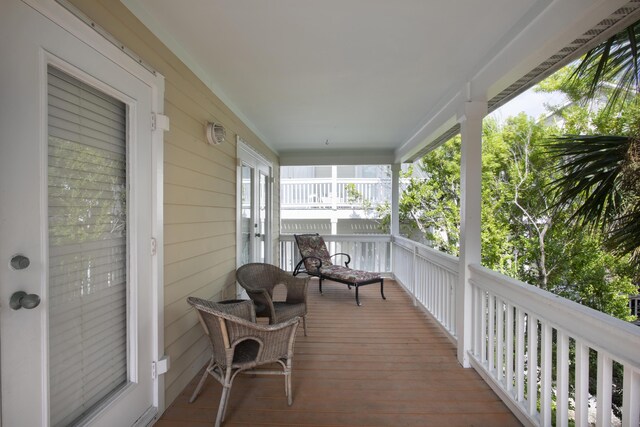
[280,233,640,427]
[392,235,458,340]
[280,178,391,209]
[279,234,391,273]
[467,266,640,427]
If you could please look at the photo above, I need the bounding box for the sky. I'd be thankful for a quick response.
[489,87,568,123]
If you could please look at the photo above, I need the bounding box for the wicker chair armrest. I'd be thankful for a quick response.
[330,252,351,267]
[245,288,276,318]
[230,315,300,333]
[227,316,300,361]
[187,297,256,322]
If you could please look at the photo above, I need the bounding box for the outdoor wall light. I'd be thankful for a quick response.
[205,121,226,145]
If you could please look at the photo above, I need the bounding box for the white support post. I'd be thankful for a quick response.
[456,101,487,367]
[390,163,401,237]
[331,165,338,211]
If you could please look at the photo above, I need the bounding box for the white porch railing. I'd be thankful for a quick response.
[468,266,640,427]
[280,178,391,209]
[392,235,458,340]
[279,234,391,273]
[285,234,640,427]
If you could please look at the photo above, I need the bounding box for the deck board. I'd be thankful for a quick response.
[156,279,522,426]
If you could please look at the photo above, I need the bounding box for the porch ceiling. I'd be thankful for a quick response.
[122,0,628,162]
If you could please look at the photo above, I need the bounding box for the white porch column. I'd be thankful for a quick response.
[457,101,487,367]
[390,163,401,236]
[331,165,338,211]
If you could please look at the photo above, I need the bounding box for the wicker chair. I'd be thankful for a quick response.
[187,297,300,427]
[236,263,309,336]
[293,233,385,306]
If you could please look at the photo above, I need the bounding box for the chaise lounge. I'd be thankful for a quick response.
[293,233,385,306]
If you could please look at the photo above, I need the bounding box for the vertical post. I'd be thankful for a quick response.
[456,101,486,367]
[331,165,338,211]
[390,163,401,237]
[331,165,338,235]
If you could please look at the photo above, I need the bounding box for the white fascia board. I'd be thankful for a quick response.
[396,0,629,164]
[395,89,464,163]
[471,0,629,102]
[279,149,395,166]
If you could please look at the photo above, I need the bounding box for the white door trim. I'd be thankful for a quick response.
[236,137,273,273]
[19,0,167,418]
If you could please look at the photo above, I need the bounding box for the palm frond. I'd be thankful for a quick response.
[546,135,630,228]
[569,21,640,110]
[607,206,640,260]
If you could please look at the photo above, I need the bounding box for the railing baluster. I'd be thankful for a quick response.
[515,308,524,402]
[496,297,504,383]
[436,264,440,316]
[488,293,495,374]
[449,277,455,334]
[540,323,552,427]
[506,303,514,394]
[412,246,417,305]
[556,331,569,427]
[471,286,478,357]
[596,352,613,427]
[622,365,640,427]
[527,315,538,418]
[574,340,589,427]
[481,290,488,366]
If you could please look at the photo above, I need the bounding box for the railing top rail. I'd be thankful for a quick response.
[470,263,640,367]
[392,235,459,273]
[281,178,391,183]
[281,178,333,183]
[280,233,391,243]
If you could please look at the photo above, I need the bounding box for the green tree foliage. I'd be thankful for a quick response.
[399,139,462,254]
[537,21,640,263]
[385,112,637,320]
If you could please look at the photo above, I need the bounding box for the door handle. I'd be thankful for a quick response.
[10,291,41,310]
[255,233,262,237]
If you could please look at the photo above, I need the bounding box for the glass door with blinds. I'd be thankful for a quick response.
[47,66,131,427]
[0,2,160,425]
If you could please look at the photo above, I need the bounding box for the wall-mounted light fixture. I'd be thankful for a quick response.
[205,122,226,145]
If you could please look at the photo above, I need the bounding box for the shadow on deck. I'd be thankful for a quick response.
[156,279,521,427]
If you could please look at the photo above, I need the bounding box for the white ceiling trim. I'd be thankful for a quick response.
[279,149,395,166]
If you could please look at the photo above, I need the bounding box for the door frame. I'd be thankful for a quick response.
[236,137,273,274]
[12,0,166,419]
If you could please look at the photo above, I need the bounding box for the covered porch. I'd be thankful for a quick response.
[162,235,640,426]
[158,278,521,427]
[2,0,639,426]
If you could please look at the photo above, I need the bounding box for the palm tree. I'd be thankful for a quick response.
[548,20,640,261]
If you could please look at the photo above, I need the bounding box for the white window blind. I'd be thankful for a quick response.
[48,65,128,427]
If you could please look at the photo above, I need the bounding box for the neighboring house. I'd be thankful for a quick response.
[280,165,390,235]
[1,1,639,426]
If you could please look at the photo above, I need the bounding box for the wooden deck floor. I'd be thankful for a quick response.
[156,279,522,427]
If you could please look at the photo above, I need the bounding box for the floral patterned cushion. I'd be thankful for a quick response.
[295,234,333,272]
[320,265,381,283]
